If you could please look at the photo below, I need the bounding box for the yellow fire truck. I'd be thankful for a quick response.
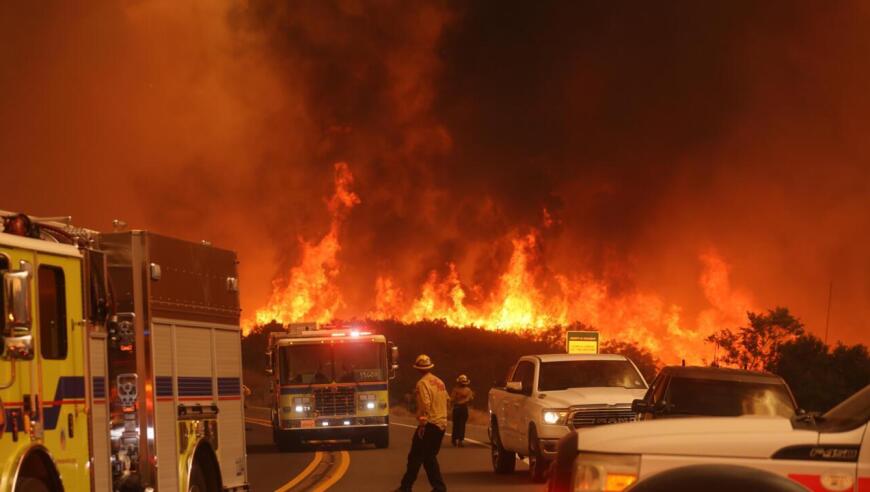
[0,211,248,491]
[266,324,398,451]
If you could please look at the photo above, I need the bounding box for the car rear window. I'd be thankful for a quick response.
[667,377,796,418]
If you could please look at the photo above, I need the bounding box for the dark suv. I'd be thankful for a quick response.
[631,366,798,419]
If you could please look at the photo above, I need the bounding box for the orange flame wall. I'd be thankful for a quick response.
[252,164,756,364]
[3,2,868,358]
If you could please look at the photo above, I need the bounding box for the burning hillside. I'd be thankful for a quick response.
[250,163,754,364]
[3,1,867,355]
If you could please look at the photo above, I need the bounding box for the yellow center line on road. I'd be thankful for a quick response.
[245,417,343,491]
[310,450,350,492]
[274,451,324,492]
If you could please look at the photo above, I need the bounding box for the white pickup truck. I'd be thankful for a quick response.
[488,354,649,482]
[550,384,870,492]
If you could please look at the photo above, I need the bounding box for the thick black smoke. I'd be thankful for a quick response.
[1,1,867,343]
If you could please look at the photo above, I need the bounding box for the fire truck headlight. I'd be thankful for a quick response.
[359,393,378,410]
[293,397,312,413]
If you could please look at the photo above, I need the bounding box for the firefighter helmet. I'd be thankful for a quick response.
[413,354,434,370]
[457,374,470,385]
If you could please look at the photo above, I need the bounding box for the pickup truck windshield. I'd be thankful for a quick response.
[667,377,796,417]
[538,360,646,391]
[279,342,386,385]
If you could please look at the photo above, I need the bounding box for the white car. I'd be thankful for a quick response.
[489,354,648,482]
[550,384,870,492]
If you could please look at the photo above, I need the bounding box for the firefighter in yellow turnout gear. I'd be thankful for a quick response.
[396,354,448,492]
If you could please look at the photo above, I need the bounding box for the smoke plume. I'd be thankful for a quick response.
[2,1,868,360]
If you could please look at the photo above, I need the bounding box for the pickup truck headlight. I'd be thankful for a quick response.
[542,409,570,425]
[572,452,640,491]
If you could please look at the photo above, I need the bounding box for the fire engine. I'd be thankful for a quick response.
[0,211,248,491]
[266,324,398,450]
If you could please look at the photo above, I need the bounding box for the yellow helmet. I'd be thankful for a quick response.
[413,354,435,370]
[457,374,470,385]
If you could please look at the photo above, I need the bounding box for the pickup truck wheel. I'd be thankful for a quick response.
[490,423,516,474]
[528,428,548,483]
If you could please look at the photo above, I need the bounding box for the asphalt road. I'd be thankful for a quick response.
[245,408,545,492]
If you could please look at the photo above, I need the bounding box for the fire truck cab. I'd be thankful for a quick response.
[266,324,398,451]
[0,211,248,492]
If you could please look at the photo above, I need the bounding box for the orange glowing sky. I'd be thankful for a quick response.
[1,1,868,358]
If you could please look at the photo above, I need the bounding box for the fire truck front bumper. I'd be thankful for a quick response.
[278,416,389,440]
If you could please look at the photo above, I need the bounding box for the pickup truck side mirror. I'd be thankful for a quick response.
[631,399,648,414]
[506,381,523,394]
[653,400,672,415]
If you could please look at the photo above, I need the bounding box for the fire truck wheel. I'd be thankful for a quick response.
[277,432,301,452]
[188,463,209,492]
[372,429,389,449]
[14,477,51,492]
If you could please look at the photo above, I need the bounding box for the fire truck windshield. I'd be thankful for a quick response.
[334,342,386,383]
[279,342,386,385]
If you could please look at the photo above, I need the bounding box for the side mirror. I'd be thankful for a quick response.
[631,399,648,414]
[653,400,672,415]
[265,351,273,376]
[389,344,399,380]
[3,266,34,360]
[506,381,523,393]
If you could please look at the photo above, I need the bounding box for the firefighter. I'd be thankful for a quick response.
[450,374,474,447]
[395,354,448,492]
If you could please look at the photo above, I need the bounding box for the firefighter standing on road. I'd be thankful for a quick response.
[395,354,448,492]
[450,375,474,447]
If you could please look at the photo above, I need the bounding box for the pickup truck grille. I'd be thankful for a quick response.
[313,386,356,416]
[570,407,636,428]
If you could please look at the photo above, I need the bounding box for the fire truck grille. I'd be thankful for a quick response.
[570,407,636,428]
[314,387,356,416]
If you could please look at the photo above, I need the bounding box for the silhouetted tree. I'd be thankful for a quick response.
[772,334,870,412]
[771,334,832,411]
[707,307,804,371]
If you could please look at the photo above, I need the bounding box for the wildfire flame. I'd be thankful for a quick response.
[250,162,360,329]
[250,162,754,363]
